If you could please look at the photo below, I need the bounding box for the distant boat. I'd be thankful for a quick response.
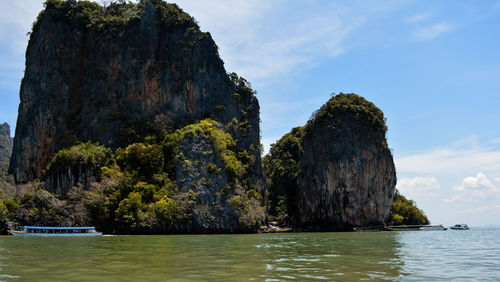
[419,224,447,231]
[8,226,102,236]
[450,224,469,230]
[387,224,447,231]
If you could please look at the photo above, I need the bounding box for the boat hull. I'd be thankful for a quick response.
[450,224,469,230]
[8,231,102,237]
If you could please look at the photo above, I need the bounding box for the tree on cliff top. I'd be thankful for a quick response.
[308,93,388,134]
[37,0,196,34]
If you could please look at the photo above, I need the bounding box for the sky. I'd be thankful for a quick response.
[0,0,499,227]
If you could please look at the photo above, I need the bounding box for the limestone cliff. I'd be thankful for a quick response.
[8,0,265,233]
[264,94,396,231]
[10,0,261,188]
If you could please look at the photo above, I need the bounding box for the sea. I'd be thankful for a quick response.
[0,228,499,281]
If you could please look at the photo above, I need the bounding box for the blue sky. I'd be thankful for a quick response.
[1,0,500,226]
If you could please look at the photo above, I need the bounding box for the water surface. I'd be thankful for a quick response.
[0,228,498,281]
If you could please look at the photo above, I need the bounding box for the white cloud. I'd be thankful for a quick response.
[395,136,500,176]
[412,22,455,41]
[452,172,498,191]
[406,12,432,23]
[397,137,500,216]
[460,205,500,214]
[445,173,500,205]
[173,0,401,82]
[397,176,440,197]
[443,194,465,204]
[0,0,359,89]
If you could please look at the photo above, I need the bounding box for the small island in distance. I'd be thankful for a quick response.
[0,0,428,234]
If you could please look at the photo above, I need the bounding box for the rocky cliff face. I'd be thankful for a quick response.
[8,0,265,233]
[10,0,259,186]
[264,94,396,231]
[0,123,14,187]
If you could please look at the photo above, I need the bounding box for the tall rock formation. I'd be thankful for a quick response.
[10,0,262,189]
[264,94,396,231]
[8,0,265,233]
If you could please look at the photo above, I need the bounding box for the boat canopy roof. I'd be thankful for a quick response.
[24,226,96,230]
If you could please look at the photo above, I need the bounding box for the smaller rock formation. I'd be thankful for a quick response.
[0,123,14,188]
[264,94,396,231]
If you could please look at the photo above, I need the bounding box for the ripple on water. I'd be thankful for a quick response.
[291,257,321,262]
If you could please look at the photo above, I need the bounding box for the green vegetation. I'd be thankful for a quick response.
[228,192,265,227]
[228,73,255,102]
[309,93,387,134]
[263,126,304,224]
[33,0,198,35]
[116,143,164,180]
[38,0,139,33]
[0,198,19,223]
[173,119,243,182]
[41,140,184,234]
[206,163,219,174]
[386,191,430,226]
[0,164,13,190]
[6,187,71,229]
[154,0,196,30]
[1,117,263,234]
[45,141,113,174]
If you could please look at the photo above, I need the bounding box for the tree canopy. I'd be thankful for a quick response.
[386,191,430,226]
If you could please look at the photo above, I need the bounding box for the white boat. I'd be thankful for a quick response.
[8,226,102,236]
[450,224,469,230]
[419,224,447,231]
